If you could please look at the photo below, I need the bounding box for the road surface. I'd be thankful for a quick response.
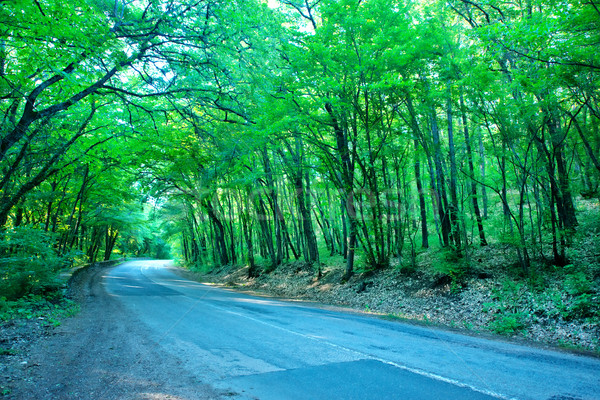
[103,260,600,400]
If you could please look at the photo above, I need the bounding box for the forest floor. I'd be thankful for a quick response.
[189,240,600,356]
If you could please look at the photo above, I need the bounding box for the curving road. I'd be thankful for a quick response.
[104,260,600,400]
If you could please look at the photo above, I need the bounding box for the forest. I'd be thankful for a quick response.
[1,0,599,337]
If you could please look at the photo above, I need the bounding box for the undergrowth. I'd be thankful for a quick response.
[0,292,79,328]
[0,227,80,300]
[482,265,599,336]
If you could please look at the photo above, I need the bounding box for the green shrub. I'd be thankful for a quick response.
[0,227,73,300]
[488,312,526,335]
[0,292,79,326]
[563,266,593,296]
[560,264,599,321]
[483,280,530,335]
[433,250,468,293]
[568,293,596,320]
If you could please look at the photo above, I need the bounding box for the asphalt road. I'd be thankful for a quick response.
[103,260,600,400]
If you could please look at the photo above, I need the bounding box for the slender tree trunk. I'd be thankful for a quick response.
[262,149,283,266]
[43,180,58,232]
[382,158,394,257]
[312,192,334,255]
[325,102,357,281]
[203,198,229,266]
[535,134,569,265]
[426,154,443,245]
[225,192,237,265]
[405,96,429,248]
[548,117,578,231]
[477,129,488,219]
[340,197,348,258]
[571,116,600,174]
[188,204,202,266]
[430,105,451,247]
[446,95,462,250]
[500,153,511,227]
[326,183,341,254]
[104,226,119,261]
[254,191,277,271]
[240,188,258,277]
[414,142,429,248]
[460,92,487,246]
[394,158,406,260]
[60,165,89,254]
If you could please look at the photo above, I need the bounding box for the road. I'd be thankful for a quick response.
[104,260,600,400]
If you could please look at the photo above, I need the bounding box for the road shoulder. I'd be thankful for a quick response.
[1,262,223,400]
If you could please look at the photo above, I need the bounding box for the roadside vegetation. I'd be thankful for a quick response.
[0,293,79,329]
[1,0,599,352]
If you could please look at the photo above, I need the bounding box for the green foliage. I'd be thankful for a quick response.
[432,250,468,293]
[483,280,529,335]
[568,293,596,321]
[559,264,598,320]
[484,267,600,335]
[563,265,594,296]
[488,312,527,335]
[0,292,79,327]
[497,232,524,249]
[397,261,418,276]
[152,237,172,260]
[0,347,17,356]
[0,228,75,300]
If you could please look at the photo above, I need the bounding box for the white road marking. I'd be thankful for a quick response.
[139,263,518,400]
[206,300,518,400]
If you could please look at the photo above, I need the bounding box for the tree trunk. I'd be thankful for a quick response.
[104,226,119,261]
[203,198,229,266]
[325,101,357,282]
[478,128,489,219]
[254,192,277,271]
[446,95,462,250]
[240,188,258,277]
[262,148,284,266]
[430,105,451,247]
[460,92,487,246]
[60,165,89,254]
[405,96,429,248]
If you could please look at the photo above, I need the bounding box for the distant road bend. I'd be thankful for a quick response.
[103,260,600,400]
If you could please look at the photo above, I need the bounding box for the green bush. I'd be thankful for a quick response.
[568,293,596,320]
[0,293,79,326]
[152,238,172,259]
[483,280,530,335]
[488,312,526,335]
[561,264,599,321]
[0,227,73,300]
[432,249,467,293]
[488,267,600,329]
[563,266,593,296]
